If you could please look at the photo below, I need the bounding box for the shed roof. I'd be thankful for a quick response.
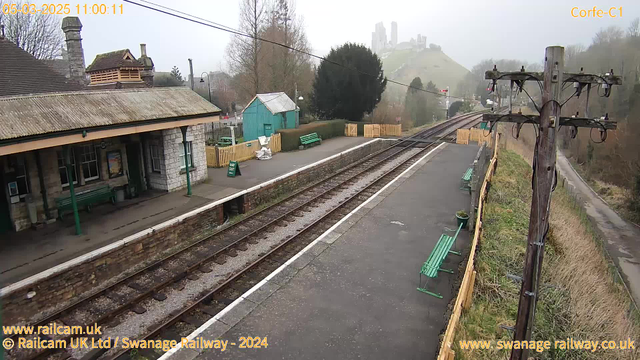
[0,37,84,96]
[244,92,296,115]
[86,49,144,72]
[0,87,221,142]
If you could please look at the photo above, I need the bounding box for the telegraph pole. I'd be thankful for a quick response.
[510,46,563,360]
[482,46,621,360]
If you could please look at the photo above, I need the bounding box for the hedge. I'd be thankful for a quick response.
[277,120,346,151]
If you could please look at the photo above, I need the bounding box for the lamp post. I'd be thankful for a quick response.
[294,83,303,127]
[199,71,212,103]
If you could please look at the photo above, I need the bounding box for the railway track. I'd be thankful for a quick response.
[5,111,484,360]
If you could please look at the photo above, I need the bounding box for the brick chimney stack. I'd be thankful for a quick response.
[139,43,155,87]
[61,17,87,85]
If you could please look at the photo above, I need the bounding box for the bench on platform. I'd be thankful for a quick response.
[299,133,322,148]
[460,167,473,191]
[417,223,463,298]
[55,185,116,220]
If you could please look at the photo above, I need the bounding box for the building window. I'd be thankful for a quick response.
[150,145,162,173]
[10,158,30,199]
[57,150,77,187]
[179,141,193,170]
[79,145,100,181]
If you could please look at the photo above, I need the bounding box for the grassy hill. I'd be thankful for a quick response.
[380,49,469,99]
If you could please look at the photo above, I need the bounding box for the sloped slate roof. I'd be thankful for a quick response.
[0,37,84,96]
[86,49,144,72]
[244,92,296,115]
[0,87,221,141]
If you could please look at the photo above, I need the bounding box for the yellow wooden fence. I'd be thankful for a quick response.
[456,129,470,144]
[206,133,281,168]
[345,123,358,137]
[363,124,401,138]
[456,128,492,146]
[437,132,500,360]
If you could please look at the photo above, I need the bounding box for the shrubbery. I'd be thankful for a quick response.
[278,120,346,151]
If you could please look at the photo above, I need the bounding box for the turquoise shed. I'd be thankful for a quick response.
[242,92,298,141]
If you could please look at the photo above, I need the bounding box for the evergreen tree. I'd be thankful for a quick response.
[170,66,184,83]
[404,77,428,126]
[311,43,387,121]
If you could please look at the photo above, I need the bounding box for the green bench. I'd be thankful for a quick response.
[217,136,233,147]
[417,223,463,298]
[55,185,116,220]
[299,133,322,148]
[460,167,473,191]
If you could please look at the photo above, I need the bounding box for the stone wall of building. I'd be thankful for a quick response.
[162,124,208,192]
[5,137,134,231]
[143,131,168,191]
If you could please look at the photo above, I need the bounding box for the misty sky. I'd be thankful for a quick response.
[37,0,640,79]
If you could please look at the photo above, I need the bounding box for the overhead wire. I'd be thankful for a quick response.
[123,0,470,100]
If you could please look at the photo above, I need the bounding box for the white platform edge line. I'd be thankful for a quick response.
[1,139,389,297]
[156,142,445,360]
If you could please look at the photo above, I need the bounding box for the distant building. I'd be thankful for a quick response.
[370,21,426,54]
[85,48,153,89]
[371,22,388,55]
[391,22,398,48]
[242,92,297,141]
[416,34,426,49]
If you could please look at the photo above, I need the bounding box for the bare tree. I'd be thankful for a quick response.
[628,18,640,38]
[261,0,312,98]
[0,0,63,59]
[592,26,624,46]
[226,0,266,101]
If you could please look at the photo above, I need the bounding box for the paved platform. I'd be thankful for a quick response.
[0,137,371,287]
[169,143,479,360]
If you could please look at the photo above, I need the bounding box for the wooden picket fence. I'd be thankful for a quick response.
[456,128,492,146]
[363,124,401,138]
[456,129,470,144]
[437,132,500,360]
[345,123,358,137]
[206,133,281,168]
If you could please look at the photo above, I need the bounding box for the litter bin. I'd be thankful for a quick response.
[26,194,37,225]
[115,188,126,203]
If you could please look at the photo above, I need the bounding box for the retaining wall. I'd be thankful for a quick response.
[243,139,392,212]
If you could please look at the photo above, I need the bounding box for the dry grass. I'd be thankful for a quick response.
[548,188,639,359]
[454,146,639,360]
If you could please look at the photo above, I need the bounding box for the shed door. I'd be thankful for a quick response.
[264,124,273,137]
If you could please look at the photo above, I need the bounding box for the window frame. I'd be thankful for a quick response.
[79,145,100,182]
[57,150,78,188]
[150,144,163,173]
[14,161,30,199]
[179,141,193,170]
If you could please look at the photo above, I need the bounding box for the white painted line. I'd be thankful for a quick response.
[1,138,389,297]
[157,142,446,360]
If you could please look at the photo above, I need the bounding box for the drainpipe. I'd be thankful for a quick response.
[180,126,192,197]
[63,145,81,235]
[34,150,51,220]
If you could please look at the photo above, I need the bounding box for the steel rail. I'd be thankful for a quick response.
[101,113,484,360]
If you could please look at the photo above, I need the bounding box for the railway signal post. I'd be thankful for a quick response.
[482,46,621,360]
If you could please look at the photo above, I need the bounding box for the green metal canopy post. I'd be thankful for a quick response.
[180,126,192,197]
[63,146,81,235]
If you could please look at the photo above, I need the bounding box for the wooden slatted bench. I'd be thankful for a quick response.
[460,167,473,191]
[417,223,463,298]
[55,185,116,220]
[299,133,322,148]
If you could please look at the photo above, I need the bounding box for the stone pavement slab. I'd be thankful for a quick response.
[188,144,479,360]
